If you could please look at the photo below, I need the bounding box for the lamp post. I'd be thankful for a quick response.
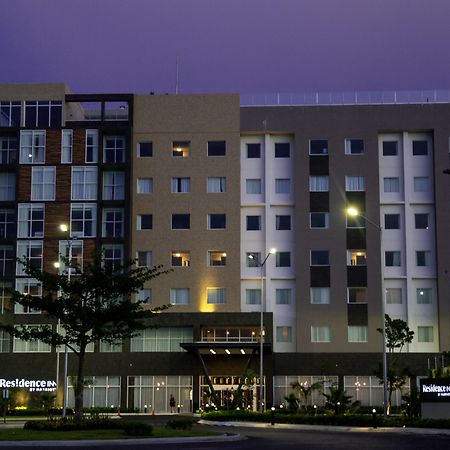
[252,248,276,412]
[347,207,388,417]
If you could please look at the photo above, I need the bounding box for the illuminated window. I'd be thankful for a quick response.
[171,251,190,267]
[172,141,190,157]
[208,251,226,266]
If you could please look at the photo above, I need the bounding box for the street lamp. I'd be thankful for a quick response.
[250,248,276,412]
[347,207,388,417]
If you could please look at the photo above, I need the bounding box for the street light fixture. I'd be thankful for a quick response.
[347,207,388,417]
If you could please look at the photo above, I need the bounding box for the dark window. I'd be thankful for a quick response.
[138,142,153,157]
[415,213,429,229]
[246,215,261,231]
[24,101,62,128]
[346,139,364,154]
[208,141,226,156]
[276,215,291,230]
[139,214,152,230]
[413,140,428,156]
[209,214,226,229]
[310,212,328,228]
[310,140,328,155]
[247,143,261,158]
[384,214,400,229]
[276,252,291,267]
[275,143,290,158]
[383,141,398,156]
[172,214,190,229]
[416,251,428,267]
[0,209,15,238]
[311,250,329,266]
[385,251,401,266]
[0,102,21,127]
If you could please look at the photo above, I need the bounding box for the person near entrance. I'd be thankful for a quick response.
[169,394,176,413]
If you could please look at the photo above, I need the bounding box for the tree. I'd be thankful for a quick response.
[322,384,352,415]
[290,380,323,410]
[1,252,170,420]
[376,314,414,415]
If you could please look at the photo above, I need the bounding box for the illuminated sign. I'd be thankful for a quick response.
[0,378,57,392]
[420,378,450,402]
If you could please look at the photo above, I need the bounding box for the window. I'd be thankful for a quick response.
[275,142,290,158]
[386,288,402,304]
[413,140,428,156]
[71,167,97,200]
[345,139,364,155]
[345,176,365,191]
[310,287,330,304]
[102,244,123,272]
[207,140,226,156]
[137,288,152,304]
[14,279,41,314]
[309,140,328,155]
[348,287,367,304]
[172,177,190,193]
[16,241,43,275]
[348,326,368,343]
[20,130,45,163]
[31,167,55,200]
[137,178,153,194]
[137,251,153,267]
[416,251,431,267]
[0,101,21,127]
[208,214,226,229]
[346,213,365,229]
[311,326,331,343]
[247,143,260,158]
[383,177,400,193]
[102,208,124,237]
[58,240,83,274]
[417,326,434,342]
[0,282,12,315]
[275,178,291,194]
[276,288,291,305]
[0,136,17,164]
[18,204,44,237]
[207,177,226,193]
[0,329,10,352]
[14,325,51,352]
[246,178,261,194]
[172,214,190,229]
[24,101,62,127]
[171,251,190,267]
[384,214,400,229]
[0,209,14,239]
[131,327,193,352]
[103,171,124,200]
[138,142,153,157]
[246,289,261,305]
[246,252,261,267]
[207,287,226,304]
[415,213,429,229]
[104,135,125,163]
[276,326,292,343]
[172,141,190,157]
[310,212,329,228]
[276,252,291,267]
[348,250,367,266]
[382,141,398,156]
[208,251,227,266]
[413,176,429,192]
[417,288,432,304]
[85,130,99,163]
[71,204,96,237]
[0,173,16,201]
[309,176,329,192]
[61,129,73,163]
[0,246,14,277]
[137,214,153,230]
[385,251,401,267]
[170,288,190,305]
[311,250,329,266]
[276,215,291,230]
[246,215,261,231]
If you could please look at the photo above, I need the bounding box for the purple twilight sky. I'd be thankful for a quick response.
[2,0,450,95]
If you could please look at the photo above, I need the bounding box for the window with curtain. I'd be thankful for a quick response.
[413,176,429,192]
[207,177,226,193]
[311,326,331,342]
[246,252,261,267]
[0,173,16,201]
[416,251,431,267]
[276,288,291,305]
[137,251,153,267]
[345,139,364,154]
[137,178,153,194]
[13,325,51,352]
[417,288,432,304]
[31,167,55,200]
[0,329,10,352]
[383,177,400,193]
[172,177,190,193]
[71,204,96,237]
[345,176,365,191]
[276,326,292,343]
[348,326,368,343]
[276,252,291,267]
[276,215,291,230]
[417,326,433,342]
[385,251,401,267]
[85,129,99,163]
[309,176,329,192]
[207,287,226,304]
[18,204,44,238]
[245,289,261,305]
[310,287,330,304]
[137,214,152,230]
[16,241,43,275]
[246,178,262,194]
[103,171,124,200]
[0,282,13,315]
[72,167,97,200]
[386,288,402,304]
[14,279,41,313]
[137,142,152,157]
[170,288,190,305]
[275,178,291,194]
[347,287,367,303]
[61,129,73,163]
[19,130,45,163]
[58,240,83,274]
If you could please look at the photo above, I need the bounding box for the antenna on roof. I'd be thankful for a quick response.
[175,55,180,94]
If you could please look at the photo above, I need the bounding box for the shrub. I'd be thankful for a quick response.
[24,416,123,431]
[122,421,153,436]
[9,408,45,417]
[166,418,193,430]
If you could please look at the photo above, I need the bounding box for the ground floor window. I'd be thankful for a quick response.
[67,375,120,408]
[127,375,192,413]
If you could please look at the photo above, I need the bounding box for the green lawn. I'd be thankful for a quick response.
[0,427,219,441]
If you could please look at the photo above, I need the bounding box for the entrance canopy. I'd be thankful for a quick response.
[180,341,272,355]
